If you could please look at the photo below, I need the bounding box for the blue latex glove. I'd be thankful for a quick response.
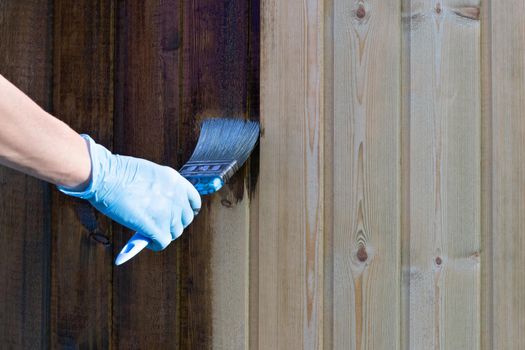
[58,135,201,251]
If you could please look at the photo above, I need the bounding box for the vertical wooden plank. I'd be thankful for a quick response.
[489,0,525,348]
[258,0,324,348]
[480,0,493,348]
[406,0,481,348]
[249,0,261,348]
[332,0,401,349]
[323,0,334,348]
[401,0,412,349]
[0,2,52,348]
[114,1,183,348]
[179,0,255,348]
[206,200,249,349]
[114,0,256,348]
[51,0,114,347]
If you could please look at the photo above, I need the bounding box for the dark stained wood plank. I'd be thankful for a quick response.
[114,0,258,348]
[113,1,184,348]
[178,0,256,348]
[0,1,53,348]
[51,0,114,347]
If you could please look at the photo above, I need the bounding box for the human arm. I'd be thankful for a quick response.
[0,74,91,189]
[0,73,201,251]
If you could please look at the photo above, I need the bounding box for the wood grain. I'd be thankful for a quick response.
[405,0,481,348]
[488,0,525,348]
[178,0,256,348]
[332,0,401,349]
[5,0,525,348]
[208,196,250,349]
[248,0,261,348]
[480,0,493,348]
[401,1,412,349]
[51,0,115,348]
[114,0,256,348]
[113,1,183,348]
[323,0,334,348]
[0,1,52,348]
[258,0,324,348]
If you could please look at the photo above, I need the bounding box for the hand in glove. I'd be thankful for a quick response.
[58,135,201,251]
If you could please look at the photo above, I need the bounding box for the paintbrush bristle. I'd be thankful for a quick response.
[179,118,260,194]
[190,118,260,164]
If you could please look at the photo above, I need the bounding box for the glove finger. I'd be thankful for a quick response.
[170,215,184,241]
[131,214,171,251]
[181,204,194,228]
[185,181,202,214]
[142,226,171,252]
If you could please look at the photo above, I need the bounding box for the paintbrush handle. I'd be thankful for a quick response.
[114,233,150,266]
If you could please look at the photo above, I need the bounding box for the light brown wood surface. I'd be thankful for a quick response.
[404,0,481,349]
[331,0,402,349]
[480,0,493,348]
[4,0,525,348]
[257,0,325,348]
[210,194,250,349]
[486,0,525,348]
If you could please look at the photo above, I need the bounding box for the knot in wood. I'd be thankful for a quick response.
[356,5,366,19]
[435,256,443,266]
[357,245,368,262]
[90,230,110,246]
[221,199,233,208]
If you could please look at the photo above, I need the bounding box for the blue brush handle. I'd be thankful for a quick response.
[114,175,224,266]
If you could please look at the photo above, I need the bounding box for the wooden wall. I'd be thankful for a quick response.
[0,2,52,348]
[0,0,258,348]
[1,0,525,349]
[255,0,525,349]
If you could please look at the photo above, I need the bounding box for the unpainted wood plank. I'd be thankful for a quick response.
[208,194,250,349]
[401,1,412,349]
[323,0,335,348]
[332,0,401,349]
[249,175,260,350]
[0,1,52,348]
[258,0,324,348]
[51,1,114,348]
[406,0,481,348]
[480,0,493,348]
[489,0,525,348]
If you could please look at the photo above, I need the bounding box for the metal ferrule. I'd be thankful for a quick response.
[180,159,238,195]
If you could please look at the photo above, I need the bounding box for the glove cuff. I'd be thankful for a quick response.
[56,134,111,200]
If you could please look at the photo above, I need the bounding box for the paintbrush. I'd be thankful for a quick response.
[115,118,260,266]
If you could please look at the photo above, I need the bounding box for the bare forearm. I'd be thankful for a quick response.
[0,74,91,189]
